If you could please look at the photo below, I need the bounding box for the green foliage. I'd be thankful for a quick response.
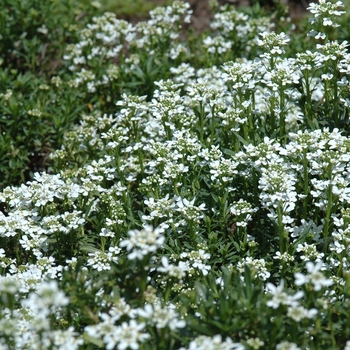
[0,0,92,73]
[2,0,350,349]
[0,0,94,188]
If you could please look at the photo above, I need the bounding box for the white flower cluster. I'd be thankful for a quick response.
[178,334,244,350]
[0,89,12,101]
[276,342,300,350]
[119,225,165,260]
[143,195,206,225]
[0,280,84,349]
[308,0,345,31]
[237,257,270,281]
[266,279,304,309]
[157,256,187,280]
[209,5,274,56]
[266,276,321,323]
[64,1,192,93]
[86,319,149,350]
[295,261,333,291]
[87,246,120,271]
[84,297,187,349]
[230,199,258,227]
[257,32,290,57]
[179,249,212,276]
[137,302,186,330]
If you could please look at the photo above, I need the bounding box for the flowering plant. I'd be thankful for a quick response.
[1,0,350,349]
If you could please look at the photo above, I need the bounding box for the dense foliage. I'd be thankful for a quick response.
[1,0,350,349]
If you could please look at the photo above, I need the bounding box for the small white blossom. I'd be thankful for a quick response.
[119,225,165,260]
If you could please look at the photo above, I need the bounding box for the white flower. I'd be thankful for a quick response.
[287,305,318,321]
[237,257,270,280]
[294,261,333,291]
[37,25,48,35]
[276,341,301,350]
[266,280,303,309]
[306,261,333,290]
[307,0,345,29]
[0,276,20,294]
[157,256,187,279]
[115,320,149,350]
[119,225,165,260]
[344,340,350,350]
[246,337,264,349]
[178,334,244,350]
[180,249,212,276]
[87,248,120,271]
[21,280,69,320]
[49,327,84,349]
[137,303,186,330]
[294,272,309,286]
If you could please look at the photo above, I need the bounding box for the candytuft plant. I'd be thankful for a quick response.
[2,0,350,349]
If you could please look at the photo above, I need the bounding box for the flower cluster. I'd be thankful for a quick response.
[119,226,165,260]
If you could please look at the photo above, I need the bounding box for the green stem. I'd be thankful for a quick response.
[14,242,21,266]
[333,67,339,127]
[220,190,229,230]
[163,113,172,140]
[170,221,182,250]
[188,220,196,243]
[247,104,255,144]
[139,256,149,299]
[277,205,287,253]
[242,123,249,143]
[55,231,62,262]
[303,71,314,125]
[270,98,276,133]
[252,169,259,208]
[123,192,134,221]
[210,105,216,144]
[323,165,333,243]
[279,87,286,141]
[324,79,330,116]
[100,236,106,252]
[323,183,333,243]
[138,149,145,177]
[327,307,336,347]
[115,146,124,186]
[198,101,205,143]
[302,150,309,220]
[70,229,76,256]
[173,180,179,196]
[164,280,172,304]
[251,169,262,244]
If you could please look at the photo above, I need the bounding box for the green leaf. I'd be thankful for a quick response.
[233,131,250,146]
[222,148,237,157]
[79,244,99,253]
[83,333,104,348]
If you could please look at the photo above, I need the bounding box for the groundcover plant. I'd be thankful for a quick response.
[2,0,350,349]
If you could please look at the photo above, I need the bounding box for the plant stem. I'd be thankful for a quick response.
[210,105,216,144]
[277,205,287,253]
[199,101,205,143]
[302,149,309,220]
[323,183,333,246]
[323,165,333,241]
